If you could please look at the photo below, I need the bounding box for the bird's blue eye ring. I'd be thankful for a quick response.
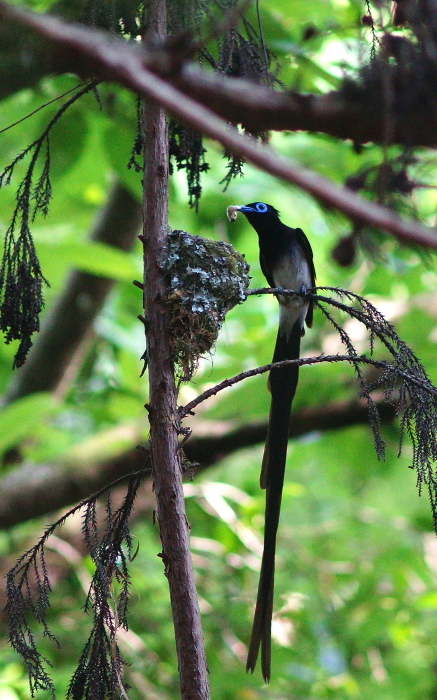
[255,202,268,213]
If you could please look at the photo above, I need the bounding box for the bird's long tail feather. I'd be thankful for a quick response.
[246,319,302,682]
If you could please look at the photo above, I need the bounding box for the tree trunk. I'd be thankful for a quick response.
[142,1,210,697]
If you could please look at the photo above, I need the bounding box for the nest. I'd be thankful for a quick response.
[164,230,250,380]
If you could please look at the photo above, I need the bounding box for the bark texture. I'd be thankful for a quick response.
[142,1,210,697]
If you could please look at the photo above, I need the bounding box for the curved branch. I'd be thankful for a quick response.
[179,353,436,419]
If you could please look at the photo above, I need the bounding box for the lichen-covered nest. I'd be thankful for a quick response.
[164,230,250,380]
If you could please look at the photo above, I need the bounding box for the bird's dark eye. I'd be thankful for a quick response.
[255,202,268,213]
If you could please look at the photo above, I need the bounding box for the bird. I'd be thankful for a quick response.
[227,202,315,682]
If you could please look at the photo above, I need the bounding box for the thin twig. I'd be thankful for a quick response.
[8,466,149,580]
[0,80,96,135]
[5,181,142,403]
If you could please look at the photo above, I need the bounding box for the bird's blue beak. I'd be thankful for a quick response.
[226,205,255,221]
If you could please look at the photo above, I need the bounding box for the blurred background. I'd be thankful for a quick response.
[2,1,437,698]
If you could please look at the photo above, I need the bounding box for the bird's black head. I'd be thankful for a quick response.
[227,202,281,235]
[227,202,279,222]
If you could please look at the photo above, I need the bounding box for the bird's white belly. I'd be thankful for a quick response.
[272,252,311,291]
[273,253,312,338]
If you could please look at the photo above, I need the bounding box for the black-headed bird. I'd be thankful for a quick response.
[227,202,316,682]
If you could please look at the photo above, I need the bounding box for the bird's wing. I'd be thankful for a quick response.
[294,227,316,328]
[259,251,275,289]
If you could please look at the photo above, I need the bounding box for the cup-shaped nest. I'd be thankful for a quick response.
[164,230,251,380]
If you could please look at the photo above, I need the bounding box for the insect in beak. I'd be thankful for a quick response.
[226,205,242,222]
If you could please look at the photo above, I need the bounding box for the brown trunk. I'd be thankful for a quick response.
[142,2,210,697]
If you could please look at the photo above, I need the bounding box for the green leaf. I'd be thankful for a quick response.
[103,121,142,198]
[0,393,56,456]
[417,592,437,609]
[37,239,140,281]
[41,104,88,180]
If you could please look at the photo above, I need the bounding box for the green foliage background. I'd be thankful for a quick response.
[2,1,437,698]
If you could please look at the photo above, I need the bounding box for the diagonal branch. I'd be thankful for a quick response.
[1,3,437,249]
[0,0,85,100]
[0,397,397,530]
[0,3,436,148]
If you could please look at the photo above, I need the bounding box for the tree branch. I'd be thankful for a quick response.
[0,397,397,530]
[1,3,436,148]
[1,3,437,250]
[0,0,86,100]
[179,352,437,419]
[174,66,437,147]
